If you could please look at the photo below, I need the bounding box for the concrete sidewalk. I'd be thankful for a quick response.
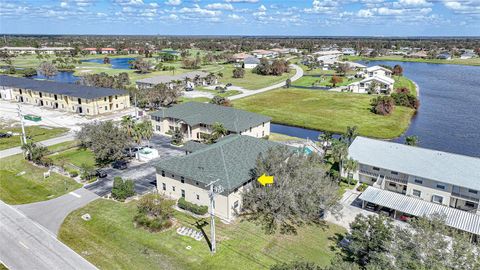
[15,188,99,235]
[0,200,98,270]
[0,132,76,159]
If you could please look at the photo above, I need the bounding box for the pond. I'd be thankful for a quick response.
[81,57,135,69]
[31,71,79,83]
[273,61,480,157]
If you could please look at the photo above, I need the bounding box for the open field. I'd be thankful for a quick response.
[218,65,295,90]
[345,55,480,66]
[0,154,81,204]
[293,75,361,88]
[59,199,345,270]
[0,125,69,150]
[49,147,96,169]
[233,88,415,139]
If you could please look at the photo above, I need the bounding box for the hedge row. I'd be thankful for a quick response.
[177,197,208,215]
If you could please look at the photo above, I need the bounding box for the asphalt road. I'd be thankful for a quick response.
[15,188,99,236]
[0,200,98,270]
[0,133,75,159]
[85,135,184,196]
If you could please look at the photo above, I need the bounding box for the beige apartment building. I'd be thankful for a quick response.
[345,137,480,214]
[0,75,130,116]
[150,102,271,141]
[156,135,284,221]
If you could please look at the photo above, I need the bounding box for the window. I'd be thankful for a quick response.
[104,97,107,102]
[115,95,118,99]
[262,122,265,127]
[372,167,380,171]
[181,177,184,183]
[116,104,118,108]
[468,189,478,194]
[161,170,165,177]
[172,186,176,192]
[432,195,443,204]
[360,83,365,87]
[39,92,42,97]
[87,109,89,113]
[249,127,252,132]
[412,189,421,197]
[156,125,161,131]
[436,184,445,190]
[181,189,185,198]
[196,182,199,186]
[465,201,475,208]
[162,183,166,191]
[234,201,239,209]
[389,183,396,187]
[414,179,423,184]
[262,131,264,137]
[104,106,107,111]
[72,106,74,110]
[196,194,200,200]
[171,174,174,178]
[78,98,81,104]
[391,171,398,175]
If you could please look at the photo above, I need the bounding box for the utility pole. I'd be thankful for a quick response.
[206,179,223,254]
[134,92,138,118]
[17,104,27,145]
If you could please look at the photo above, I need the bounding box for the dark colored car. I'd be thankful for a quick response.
[0,132,12,138]
[365,202,376,211]
[112,160,128,170]
[215,86,223,90]
[185,87,194,92]
[226,83,232,87]
[95,169,107,178]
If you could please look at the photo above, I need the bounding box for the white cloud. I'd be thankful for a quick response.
[398,0,431,7]
[228,13,243,19]
[443,1,480,14]
[258,4,267,11]
[304,0,338,14]
[178,4,221,16]
[357,9,373,17]
[205,3,234,10]
[150,3,159,7]
[169,13,179,20]
[97,12,107,17]
[74,0,94,7]
[165,0,182,5]
[114,0,144,5]
[225,0,259,3]
[60,2,68,8]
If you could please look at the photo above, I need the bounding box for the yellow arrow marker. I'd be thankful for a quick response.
[257,174,274,186]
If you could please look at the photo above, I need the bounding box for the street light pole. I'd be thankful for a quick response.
[17,104,27,145]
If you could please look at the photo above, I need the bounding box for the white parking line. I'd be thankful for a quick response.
[69,192,82,198]
[19,241,29,249]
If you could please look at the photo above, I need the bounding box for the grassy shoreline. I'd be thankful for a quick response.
[345,55,480,66]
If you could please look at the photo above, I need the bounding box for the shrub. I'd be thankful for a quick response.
[391,91,419,110]
[357,183,368,192]
[178,197,208,215]
[68,170,79,177]
[112,176,135,201]
[232,67,245,78]
[134,194,174,232]
[171,129,183,145]
[341,177,358,186]
[370,96,395,115]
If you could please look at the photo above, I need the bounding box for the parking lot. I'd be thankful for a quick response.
[85,135,184,196]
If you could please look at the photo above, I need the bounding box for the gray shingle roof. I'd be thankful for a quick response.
[244,57,260,65]
[156,135,285,192]
[0,75,128,99]
[349,137,480,191]
[182,141,209,153]
[150,102,271,133]
[359,186,480,235]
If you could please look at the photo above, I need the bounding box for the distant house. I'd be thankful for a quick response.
[82,48,98,55]
[460,50,476,59]
[437,53,452,60]
[149,102,271,141]
[159,50,180,56]
[365,65,392,78]
[348,75,394,94]
[0,75,130,115]
[101,48,116,54]
[341,48,356,56]
[0,46,73,55]
[408,50,428,59]
[122,48,141,54]
[156,135,284,221]
[135,71,214,90]
[251,49,277,59]
[313,50,342,57]
[231,52,253,62]
[243,56,260,69]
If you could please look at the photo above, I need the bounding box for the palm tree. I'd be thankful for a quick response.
[21,141,48,164]
[207,122,228,143]
[343,126,358,146]
[121,115,135,138]
[139,120,153,146]
[405,135,419,146]
[342,158,359,185]
[330,139,348,179]
[318,131,333,152]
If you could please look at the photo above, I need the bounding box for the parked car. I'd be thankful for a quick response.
[400,215,412,222]
[95,169,107,178]
[0,132,12,138]
[365,202,376,211]
[112,160,128,170]
[226,83,232,87]
[215,86,223,90]
[185,87,194,92]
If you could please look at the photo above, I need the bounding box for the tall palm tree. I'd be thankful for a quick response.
[343,126,358,146]
[121,115,135,138]
[21,141,48,164]
[330,139,348,179]
[139,120,153,146]
[318,131,333,152]
[208,122,228,143]
[342,158,359,185]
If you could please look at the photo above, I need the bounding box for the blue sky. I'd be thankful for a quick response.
[0,0,479,36]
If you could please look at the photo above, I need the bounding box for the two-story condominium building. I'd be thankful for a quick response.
[0,75,130,115]
[150,102,271,141]
[156,135,284,221]
[347,137,480,239]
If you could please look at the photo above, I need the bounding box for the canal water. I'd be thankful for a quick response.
[273,61,480,158]
[31,71,79,83]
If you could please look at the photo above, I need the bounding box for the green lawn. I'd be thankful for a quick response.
[59,199,345,270]
[268,133,303,142]
[293,75,361,88]
[233,88,415,139]
[393,75,417,95]
[345,55,480,66]
[49,147,96,168]
[0,125,69,150]
[219,65,295,90]
[0,154,81,204]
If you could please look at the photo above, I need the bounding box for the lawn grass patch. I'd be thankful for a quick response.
[293,75,361,88]
[179,97,211,103]
[219,65,294,90]
[0,125,69,150]
[0,154,81,204]
[49,147,96,168]
[233,88,415,139]
[268,133,303,142]
[393,75,417,95]
[59,199,345,270]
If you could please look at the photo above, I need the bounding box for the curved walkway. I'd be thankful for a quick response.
[230,64,304,100]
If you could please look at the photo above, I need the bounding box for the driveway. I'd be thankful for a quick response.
[15,188,99,236]
[85,135,184,196]
[0,200,98,270]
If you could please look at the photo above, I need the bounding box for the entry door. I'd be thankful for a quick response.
[78,107,83,114]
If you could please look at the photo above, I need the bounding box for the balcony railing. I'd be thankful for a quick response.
[384,175,408,185]
[451,192,480,203]
[359,169,379,178]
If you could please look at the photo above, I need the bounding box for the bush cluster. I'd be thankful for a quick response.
[391,88,419,109]
[340,177,358,186]
[177,197,208,215]
[134,194,174,232]
[370,96,395,115]
[357,183,368,192]
[111,176,135,201]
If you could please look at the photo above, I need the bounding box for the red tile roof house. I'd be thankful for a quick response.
[100,48,117,54]
[81,48,98,54]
